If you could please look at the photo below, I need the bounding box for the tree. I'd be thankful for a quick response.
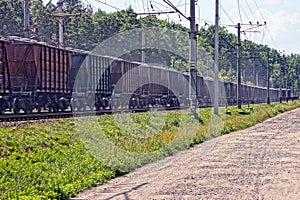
[0,0,23,37]
[30,0,57,44]
[63,0,96,49]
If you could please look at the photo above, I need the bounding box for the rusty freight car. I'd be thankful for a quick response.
[0,37,72,114]
[0,39,11,114]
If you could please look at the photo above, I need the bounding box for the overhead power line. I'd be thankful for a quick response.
[260,26,266,44]
[162,0,189,20]
[135,11,176,15]
[240,4,250,22]
[220,5,235,25]
[142,0,146,12]
[163,0,179,11]
[237,0,243,24]
[150,0,171,10]
[243,0,256,18]
[46,0,67,13]
[147,0,150,12]
[92,0,121,11]
[50,13,84,17]
[253,0,266,22]
[251,0,274,49]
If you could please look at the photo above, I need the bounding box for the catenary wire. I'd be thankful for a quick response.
[237,0,243,24]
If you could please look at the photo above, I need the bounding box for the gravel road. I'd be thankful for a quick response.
[74,108,300,200]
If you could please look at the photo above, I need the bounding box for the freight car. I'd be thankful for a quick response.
[0,39,10,114]
[0,36,295,115]
[69,49,111,111]
[70,49,186,111]
[70,49,291,111]
[0,37,72,114]
[203,77,291,106]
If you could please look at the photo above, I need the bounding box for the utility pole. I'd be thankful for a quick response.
[189,0,197,113]
[206,56,209,77]
[58,0,64,48]
[161,0,199,118]
[141,29,146,63]
[24,0,30,38]
[213,0,219,115]
[229,63,233,82]
[267,52,270,104]
[51,0,83,48]
[279,58,282,103]
[236,23,242,109]
[285,60,289,101]
[234,22,265,108]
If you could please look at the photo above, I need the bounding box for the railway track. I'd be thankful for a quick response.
[0,105,187,124]
[0,112,73,122]
[0,98,278,124]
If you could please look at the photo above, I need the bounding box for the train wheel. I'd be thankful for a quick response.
[129,99,136,110]
[54,106,59,113]
[13,98,20,114]
[60,100,69,112]
[24,108,32,114]
[48,106,52,113]
[50,105,58,113]
[37,106,42,113]
[70,105,74,112]
[95,104,100,111]
[13,107,20,114]
[102,99,109,110]
[57,104,66,112]
[75,100,85,111]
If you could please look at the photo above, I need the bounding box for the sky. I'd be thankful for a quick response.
[42,0,300,55]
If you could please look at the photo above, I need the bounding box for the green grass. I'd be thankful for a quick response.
[0,121,115,199]
[0,101,300,199]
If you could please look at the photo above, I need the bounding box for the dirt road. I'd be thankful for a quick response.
[74,108,300,200]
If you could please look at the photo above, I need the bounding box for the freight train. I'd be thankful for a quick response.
[0,37,293,114]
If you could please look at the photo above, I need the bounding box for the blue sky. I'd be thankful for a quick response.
[43,0,300,54]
